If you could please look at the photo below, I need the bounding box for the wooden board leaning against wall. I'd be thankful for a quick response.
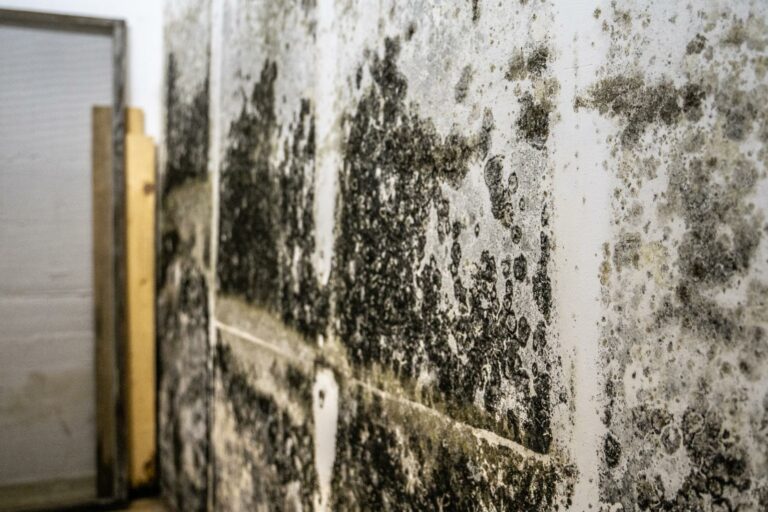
[95,106,157,493]
[124,108,157,491]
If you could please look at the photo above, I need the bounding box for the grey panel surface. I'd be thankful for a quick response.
[0,24,111,489]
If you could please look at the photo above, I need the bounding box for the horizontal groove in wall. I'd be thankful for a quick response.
[214,317,552,464]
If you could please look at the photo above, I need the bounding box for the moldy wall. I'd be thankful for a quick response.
[158,0,768,510]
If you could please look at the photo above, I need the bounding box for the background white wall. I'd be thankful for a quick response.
[0,0,164,141]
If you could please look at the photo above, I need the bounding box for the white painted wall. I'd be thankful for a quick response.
[0,0,164,141]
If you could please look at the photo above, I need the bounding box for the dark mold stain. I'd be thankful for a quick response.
[335,37,555,452]
[717,89,758,142]
[217,61,279,306]
[454,64,473,103]
[217,60,328,339]
[686,33,707,55]
[505,45,550,82]
[517,92,552,150]
[526,46,550,77]
[604,433,621,468]
[163,53,210,196]
[531,231,552,322]
[514,254,527,281]
[214,341,316,509]
[649,154,763,351]
[587,9,768,510]
[158,50,212,512]
[576,75,705,145]
[331,387,562,510]
[405,22,416,41]
[613,232,641,272]
[483,155,516,229]
[470,0,480,23]
[158,261,210,512]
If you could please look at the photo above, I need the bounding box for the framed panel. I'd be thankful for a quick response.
[0,8,127,509]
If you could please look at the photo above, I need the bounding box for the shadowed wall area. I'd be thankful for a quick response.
[158,0,768,510]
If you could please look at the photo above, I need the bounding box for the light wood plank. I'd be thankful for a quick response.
[124,107,157,490]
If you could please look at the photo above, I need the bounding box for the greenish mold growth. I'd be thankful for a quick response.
[213,339,316,509]
[217,60,328,340]
[576,74,704,145]
[504,44,555,150]
[584,4,768,510]
[505,45,550,82]
[331,384,571,510]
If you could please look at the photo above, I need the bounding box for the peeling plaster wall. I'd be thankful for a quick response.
[159,0,768,510]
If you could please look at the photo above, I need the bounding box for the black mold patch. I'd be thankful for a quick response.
[158,49,212,512]
[335,37,555,452]
[526,46,550,77]
[483,155,516,228]
[470,0,480,23]
[454,65,473,103]
[532,230,552,321]
[588,7,768,510]
[217,61,279,306]
[158,261,210,512]
[163,53,210,196]
[217,61,327,339]
[604,433,621,468]
[214,341,316,509]
[505,45,550,82]
[517,92,552,150]
[576,74,704,145]
[331,386,564,510]
[686,34,707,55]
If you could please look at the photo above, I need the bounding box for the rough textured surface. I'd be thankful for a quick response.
[331,384,563,510]
[157,1,211,510]
[582,2,768,510]
[212,332,316,510]
[216,61,327,339]
[158,0,768,510]
[330,1,565,461]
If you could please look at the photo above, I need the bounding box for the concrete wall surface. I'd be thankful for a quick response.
[158,0,768,510]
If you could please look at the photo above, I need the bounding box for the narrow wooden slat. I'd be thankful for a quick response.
[124,107,157,490]
[92,105,119,498]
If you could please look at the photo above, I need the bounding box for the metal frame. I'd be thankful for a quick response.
[0,8,128,508]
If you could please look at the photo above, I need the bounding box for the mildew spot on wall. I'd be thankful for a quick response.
[580,2,768,510]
